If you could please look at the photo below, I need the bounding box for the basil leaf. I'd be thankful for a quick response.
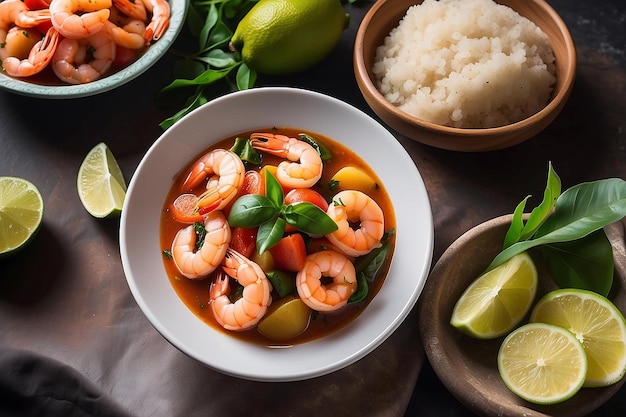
[298,133,333,161]
[230,137,262,165]
[257,217,286,254]
[236,63,257,90]
[198,3,219,50]
[541,229,614,296]
[228,194,277,227]
[158,92,208,130]
[503,195,529,248]
[193,221,206,250]
[355,243,390,282]
[348,272,368,304]
[284,202,338,235]
[197,49,238,68]
[265,170,284,208]
[266,270,295,298]
[486,178,626,271]
[519,162,561,241]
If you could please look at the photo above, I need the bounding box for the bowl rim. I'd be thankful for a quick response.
[0,0,187,99]
[354,0,577,138]
[119,86,434,382]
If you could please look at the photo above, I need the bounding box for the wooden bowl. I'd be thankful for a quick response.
[354,0,577,152]
[418,215,626,416]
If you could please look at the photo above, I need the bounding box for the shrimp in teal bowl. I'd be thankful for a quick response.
[0,0,186,98]
[120,87,433,382]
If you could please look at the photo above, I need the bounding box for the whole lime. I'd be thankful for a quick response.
[229,0,349,75]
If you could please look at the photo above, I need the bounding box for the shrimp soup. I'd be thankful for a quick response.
[160,128,396,346]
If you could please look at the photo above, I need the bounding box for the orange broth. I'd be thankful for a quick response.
[160,128,396,346]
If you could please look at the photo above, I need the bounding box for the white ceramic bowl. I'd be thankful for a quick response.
[0,0,187,99]
[120,87,434,382]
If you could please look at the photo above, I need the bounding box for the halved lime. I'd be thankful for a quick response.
[498,322,587,404]
[530,288,626,387]
[77,143,126,218]
[0,176,44,256]
[451,252,538,339]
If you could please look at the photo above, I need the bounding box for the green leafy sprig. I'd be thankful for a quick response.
[487,162,626,296]
[157,0,260,130]
[227,170,338,253]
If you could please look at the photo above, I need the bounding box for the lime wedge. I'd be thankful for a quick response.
[0,176,44,256]
[498,322,587,404]
[451,252,538,339]
[77,142,127,218]
[530,288,626,387]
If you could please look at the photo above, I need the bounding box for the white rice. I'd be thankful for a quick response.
[373,0,557,128]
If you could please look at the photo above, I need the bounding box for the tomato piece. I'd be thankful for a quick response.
[241,170,264,195]
[25,0,50,10]
[230,227,257,259]
[170,193,204,223]
[269,233,307,272]
[285,188,329,211]
[112,45,138,70]
[223,170,265,216]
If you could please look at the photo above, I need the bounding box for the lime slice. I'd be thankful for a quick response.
[450,252,538,339]
[77,143,126,218]
[530,288,626,387]
[498,322,587,405]
[0,177,44,256]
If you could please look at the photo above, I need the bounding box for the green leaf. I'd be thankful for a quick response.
[230,137,262,165]
[503,195,529,248]
[193,221,206,250]
[519,162,561,241]
[541,229,614,296]
[264,170,284,208]
[536,178,626,238]
[236,63,257,90]
[159,67,234,94]
[198,3,219,50]
[228,194,278,228]
[298,133,333,161]
[355,243,390,282]
[486,178,626,271]
[348,272,368,304]
[266,270,295,298]
[257,217,286,254]
[197,49,238,68]
[207,19,233,49]
[158,92,208,130]
[283,202,338,235]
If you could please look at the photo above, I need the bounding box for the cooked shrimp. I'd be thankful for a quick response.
[0,0,28,60]
[182,149,245,212]
[52,30,115,83]
[171,211,231,279]
[104,19,146,49]
[250,133,323,189]
[2,27,59,77]
[0,0,26,27]
[325,190,384,257]
[210,248,272,331]
[14,9,51,28]
[142,0,169,44]
[296,250,357,312]
[49,0,112,39]
[112,0,147,22]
